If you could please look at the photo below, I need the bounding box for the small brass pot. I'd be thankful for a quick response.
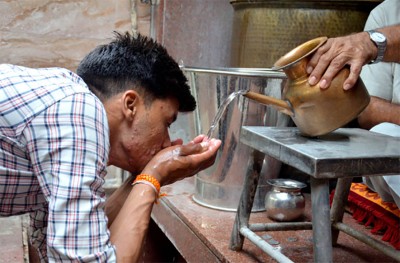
[244,36,370,137]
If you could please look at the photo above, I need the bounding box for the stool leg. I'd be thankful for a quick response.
[330,177,353,245]
[229,150,264,251]
[311,177,333,263]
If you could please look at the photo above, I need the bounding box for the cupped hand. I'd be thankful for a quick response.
[307,32,376,90]
[141,135,221,186]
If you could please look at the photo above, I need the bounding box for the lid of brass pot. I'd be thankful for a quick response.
[244,36,370,137]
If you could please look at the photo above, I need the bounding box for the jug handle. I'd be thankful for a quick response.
[244,91,294,116]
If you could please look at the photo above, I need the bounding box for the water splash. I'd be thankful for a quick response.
[206,89,249,138]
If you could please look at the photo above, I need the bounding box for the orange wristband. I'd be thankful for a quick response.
[133,174,161,192]
[132,174,166,203]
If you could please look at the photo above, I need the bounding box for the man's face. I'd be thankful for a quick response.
[108,93,180,174]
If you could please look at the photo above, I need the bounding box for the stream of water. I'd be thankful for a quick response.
[206,89,249,138]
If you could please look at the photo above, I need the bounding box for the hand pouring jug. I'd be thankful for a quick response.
[244,36,370,137]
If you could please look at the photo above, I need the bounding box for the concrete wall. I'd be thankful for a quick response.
[0,0,134,71]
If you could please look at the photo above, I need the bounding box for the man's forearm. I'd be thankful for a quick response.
[358,96,400,129]
[379,25,400,63]
[108,183,156,262]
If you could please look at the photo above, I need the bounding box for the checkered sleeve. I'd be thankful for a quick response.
[24,91,117,262]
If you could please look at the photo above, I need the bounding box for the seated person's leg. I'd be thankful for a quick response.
[363,123,400,208]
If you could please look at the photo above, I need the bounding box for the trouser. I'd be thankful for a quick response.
[362,122,400,208]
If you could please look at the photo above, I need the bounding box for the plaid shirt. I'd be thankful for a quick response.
[0,64,116,262]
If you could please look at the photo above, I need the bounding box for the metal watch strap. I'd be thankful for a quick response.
[367,30,386,64]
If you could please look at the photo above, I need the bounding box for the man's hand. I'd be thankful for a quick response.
[142,135,221,186]
[307,32,377,90]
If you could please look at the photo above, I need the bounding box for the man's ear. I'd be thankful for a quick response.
[122,90,140,121]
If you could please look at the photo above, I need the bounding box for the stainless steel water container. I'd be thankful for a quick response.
[173,67,289,211]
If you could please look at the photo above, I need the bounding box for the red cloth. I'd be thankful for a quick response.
[331,183,400,250]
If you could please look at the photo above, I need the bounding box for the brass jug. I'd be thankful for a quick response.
[244,36,370,137]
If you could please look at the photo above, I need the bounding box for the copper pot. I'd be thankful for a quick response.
[244,36,370,137]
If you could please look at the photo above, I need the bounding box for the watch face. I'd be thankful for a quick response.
[372,32,386,42]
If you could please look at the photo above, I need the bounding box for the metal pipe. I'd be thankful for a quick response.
[130,0,138,36]
[333,222,400,261]
[150,0,158,39]
[240,226,294,263]
[141,0,159,39]
[249,222,312,232]
[330,177,352,245]
[310,178,333,263]
[181,66,286,78]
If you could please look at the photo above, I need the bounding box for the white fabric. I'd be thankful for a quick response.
[360,0,400,104]
[362,123,400,208]
[360,0,400,208]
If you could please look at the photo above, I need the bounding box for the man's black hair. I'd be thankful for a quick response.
[77,31,196,112]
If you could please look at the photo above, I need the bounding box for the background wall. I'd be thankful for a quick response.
[0,1,132,70]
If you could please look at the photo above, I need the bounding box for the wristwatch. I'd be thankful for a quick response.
[367,30,387,64]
